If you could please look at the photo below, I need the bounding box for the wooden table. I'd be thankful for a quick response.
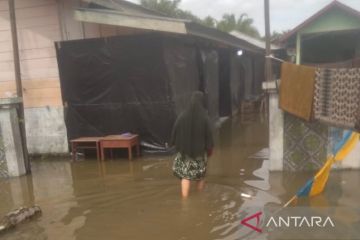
[100,134,140,161]
[70,137,102,161]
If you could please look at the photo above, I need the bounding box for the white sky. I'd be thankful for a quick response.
[127,0,360,35]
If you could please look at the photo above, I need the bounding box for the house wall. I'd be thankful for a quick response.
[0,0,62,106]
[0,0,67,154]
[58,0,84,40]
[300,8,360,35]
[290,8,360,170]
[0,0,142,155]
[296,8,360,64]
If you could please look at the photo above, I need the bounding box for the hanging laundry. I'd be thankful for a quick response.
[314,68,360,129]
[279,62,316,121]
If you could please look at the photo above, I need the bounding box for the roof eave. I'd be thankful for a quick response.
[185,22,264,53]
[279,0,360,43]
[75,8,266,53]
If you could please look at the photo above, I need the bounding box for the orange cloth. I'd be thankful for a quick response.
[279,62,317,121]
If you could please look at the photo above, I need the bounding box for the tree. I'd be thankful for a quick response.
[140,0,180,17]
[236,13,260,39]
[269,30,291,43]
[217,14,237,32]
[217,13,261,39]
[140,0,261,39]
[140,0,201,22]
[202,16,217,28]
[177,9,202,23]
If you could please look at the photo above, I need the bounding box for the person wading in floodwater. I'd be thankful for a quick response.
[171,91,214,198]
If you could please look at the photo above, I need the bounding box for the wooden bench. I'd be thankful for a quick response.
[100,134,140,161]
[70,137,102,161]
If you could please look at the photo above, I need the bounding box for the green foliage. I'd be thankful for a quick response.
[217,14,237,32]
[141,0,181,16]
[140,0,262,39]
[140,0,201,22]
[217,13,260,38]
[268,30,291,43]
[202,16,216,28]
[177,10,202,23]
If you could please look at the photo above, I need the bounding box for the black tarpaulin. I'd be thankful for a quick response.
[230,55,245,112]
[202,49,219,121]
[218,49,232,117]
[56,33,203,147]
[163,40,200,116]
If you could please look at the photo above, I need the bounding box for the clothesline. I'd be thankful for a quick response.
[266,55,360,67]
[265,55,285,63]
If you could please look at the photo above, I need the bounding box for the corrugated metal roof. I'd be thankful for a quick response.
[230,31,281,50]
[75,4,267,53]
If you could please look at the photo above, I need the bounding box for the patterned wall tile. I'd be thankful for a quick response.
[284,113,328,171]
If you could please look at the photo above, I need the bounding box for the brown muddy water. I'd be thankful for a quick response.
[1,115,360,240]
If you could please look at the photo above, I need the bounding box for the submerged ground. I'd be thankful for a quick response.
[0,114,359,240]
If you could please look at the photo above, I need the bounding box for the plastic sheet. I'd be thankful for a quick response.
[56,34,204,147]
[202,49,219,121]
[218,49,232,117]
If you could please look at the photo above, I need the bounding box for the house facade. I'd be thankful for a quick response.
[0,0,158,154]
[1,0,269,155]
[269,1,360,171]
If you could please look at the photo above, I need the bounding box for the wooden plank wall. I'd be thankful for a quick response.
[0,0,62,108]
[0,0,148,108]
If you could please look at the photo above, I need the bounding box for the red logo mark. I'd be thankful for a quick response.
[241,212,263,233]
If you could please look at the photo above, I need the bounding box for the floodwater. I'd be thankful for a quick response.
[1,114,360,240]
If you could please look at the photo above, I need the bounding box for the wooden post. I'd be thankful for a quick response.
[264,0,272,117]
[264,0,272,82]
[8,0,30,173]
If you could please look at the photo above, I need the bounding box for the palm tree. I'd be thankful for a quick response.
[217,14,237,32]
[140,0,261,38]
[236,13,260,38]
[217,13,261,39]
[202,16,217,28]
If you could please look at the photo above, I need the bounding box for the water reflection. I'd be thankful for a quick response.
[0,174,34,217]
[0,115,359,239]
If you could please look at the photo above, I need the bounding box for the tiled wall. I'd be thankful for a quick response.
[284,113,328,171]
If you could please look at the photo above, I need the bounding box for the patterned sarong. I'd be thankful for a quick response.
[314,68,360,129]
[172,153,207,180]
